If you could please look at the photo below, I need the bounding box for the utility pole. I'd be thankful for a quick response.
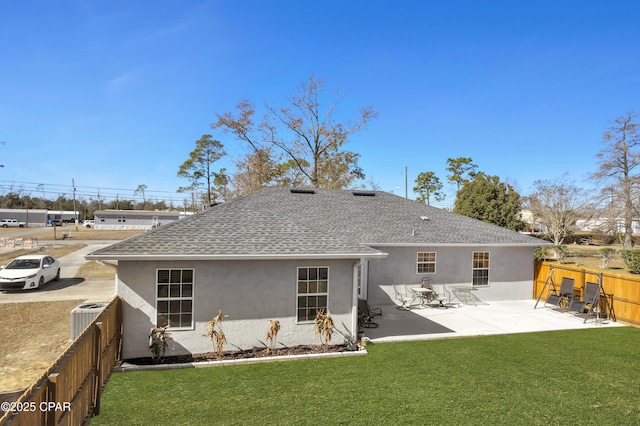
[72,178,78,230]
[405,166,408,199]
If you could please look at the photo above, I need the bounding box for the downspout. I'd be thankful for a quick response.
[96,260,118,295]
[352,261,361,337]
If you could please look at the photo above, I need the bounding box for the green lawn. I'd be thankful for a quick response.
[91,328,640,425]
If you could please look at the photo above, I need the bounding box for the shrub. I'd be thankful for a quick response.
[149,325,172,362]
[598,247,617,269]
[553,245,570,263]
[203,310,230,358]
[534,246,549,261]
[265,320,281,355]
[621,250,640,274]
[313,309,334,345]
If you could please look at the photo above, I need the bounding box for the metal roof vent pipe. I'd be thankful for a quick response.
[420,215,430,220]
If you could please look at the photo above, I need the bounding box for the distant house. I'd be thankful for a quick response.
[0,208,81,226]
[518,209,547,234]
[86,188,548,359]
[93,209,189,230]
[576,218,640,235]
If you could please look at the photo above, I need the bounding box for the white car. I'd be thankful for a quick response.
[83,220,95,228]
[0,255,61,290]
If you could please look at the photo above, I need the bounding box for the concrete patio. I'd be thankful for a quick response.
[364,299,626,343]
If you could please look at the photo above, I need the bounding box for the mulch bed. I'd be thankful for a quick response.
[124,344,350,366]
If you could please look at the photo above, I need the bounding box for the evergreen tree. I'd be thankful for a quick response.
[454,172,524,231]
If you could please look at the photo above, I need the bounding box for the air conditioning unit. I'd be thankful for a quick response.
[70,303,106,340]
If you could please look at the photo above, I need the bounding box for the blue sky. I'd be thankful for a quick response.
[1,1,639,208]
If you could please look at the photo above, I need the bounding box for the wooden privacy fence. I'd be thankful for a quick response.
[534,261,640,325]
[0,297,122,426]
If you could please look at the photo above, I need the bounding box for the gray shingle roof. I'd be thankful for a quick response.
[86,187,547,260]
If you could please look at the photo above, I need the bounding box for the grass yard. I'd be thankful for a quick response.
[557,244,629,272]
[91,327,640,425]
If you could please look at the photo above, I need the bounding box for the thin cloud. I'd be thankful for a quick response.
[133,21,192,45]
[107,69,138,93]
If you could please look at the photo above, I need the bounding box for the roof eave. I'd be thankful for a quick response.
[84,251,389,262]
[364,242,552,247]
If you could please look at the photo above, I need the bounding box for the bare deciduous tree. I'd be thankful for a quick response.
[592,111,640,250]
[213,76,377,191]
[528,174,585,246]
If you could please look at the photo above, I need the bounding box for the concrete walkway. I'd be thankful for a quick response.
[365,299,626,343]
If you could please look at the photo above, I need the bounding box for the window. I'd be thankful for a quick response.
[417,252,436,274]
[156,269,194,328]
[117,216,126,223]
[297,267,329,322]
[472,252,490,286]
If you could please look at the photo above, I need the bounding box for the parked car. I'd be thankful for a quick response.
[0,218,26,227]
[0,255,61,290]
[83,220,95,228]
[49,219,64,227]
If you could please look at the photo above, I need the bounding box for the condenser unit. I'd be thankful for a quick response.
[70,303,106,340]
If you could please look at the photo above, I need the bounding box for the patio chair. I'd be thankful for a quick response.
[393,284,416,310]
[569,282,600,314]
[545,277,575,308]
[420,278,452,308]
[433,284,455,308]
[358,298,382,328]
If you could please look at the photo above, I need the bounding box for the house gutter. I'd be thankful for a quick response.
[85,251,389,262]
[363,242,551,247]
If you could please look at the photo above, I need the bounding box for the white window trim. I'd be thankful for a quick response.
[472,251,490,287]
[416,251,437,274]
[155,268,195,330]
[296,266,330,324]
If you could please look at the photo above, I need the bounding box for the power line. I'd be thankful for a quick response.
[0,180,197,204]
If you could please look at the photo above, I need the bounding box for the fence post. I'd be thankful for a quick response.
[47,373,59,426]
[93,322,103,416]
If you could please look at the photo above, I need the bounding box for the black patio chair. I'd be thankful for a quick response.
[358,298,382,328]
[545,277,575,307]
[569,282,601,314]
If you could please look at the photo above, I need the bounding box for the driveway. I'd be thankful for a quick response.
[0,242,116,304]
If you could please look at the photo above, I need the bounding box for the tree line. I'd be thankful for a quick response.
[413,111,640,251]
[177,76,637,250]
[4,73,636,245]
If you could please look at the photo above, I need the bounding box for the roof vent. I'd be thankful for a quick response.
[352,191,376,197]
[290,188,315,194]
[420,215,430,220]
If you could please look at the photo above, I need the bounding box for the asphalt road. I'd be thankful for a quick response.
[0,238,117,304]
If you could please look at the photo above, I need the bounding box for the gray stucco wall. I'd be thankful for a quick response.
[117,258,358,359]
[366,245,536,306]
